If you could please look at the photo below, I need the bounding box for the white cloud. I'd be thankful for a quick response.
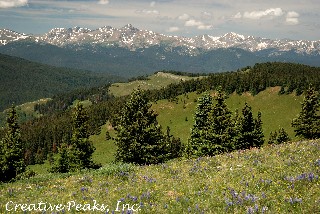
[197,24,212,30]
[185,19,203,27]
[287,11,300,18]
[150,1,156,7]
[0,0,28,8]
[97,0,109,5]
[184,19,212,30]
[167,26,180,32]
[233,12,242,19]
[178,13,190,20]
[136,9,159,15]
[286,11,300,25]
[202,11,212,18]
[243,8,284,19]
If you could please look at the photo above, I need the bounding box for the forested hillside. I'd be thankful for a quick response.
[0,53,124,111]
[0,62,319,166]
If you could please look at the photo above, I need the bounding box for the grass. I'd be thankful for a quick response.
[153,87,303,144]
[108,72,201,97]
[28,87,303,175]
[1,140,319,213]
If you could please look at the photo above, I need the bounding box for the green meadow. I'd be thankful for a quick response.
[1,140,319,213]
[2,71,319,214]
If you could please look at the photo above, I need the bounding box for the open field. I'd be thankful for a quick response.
[108,72,201,97]
[2,139,319,213]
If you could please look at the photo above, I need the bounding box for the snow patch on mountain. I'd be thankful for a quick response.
[0,25,320,55]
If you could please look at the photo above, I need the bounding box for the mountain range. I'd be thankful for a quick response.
[1,24,320,77]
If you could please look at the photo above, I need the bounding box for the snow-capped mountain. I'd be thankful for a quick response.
[0,29,29,45]
[1,24,319,55]
[1,24,320,77]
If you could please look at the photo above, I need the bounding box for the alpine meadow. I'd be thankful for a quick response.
[1,21,320,214]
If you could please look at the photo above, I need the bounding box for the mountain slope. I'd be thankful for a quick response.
[1,25,320,77]
[0,53,123,110]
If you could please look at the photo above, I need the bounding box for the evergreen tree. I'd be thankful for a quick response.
[70,102,97,169]
[187,89,234,157]
[50,103,99,172]
[268,131,278,145]
[268,128,291,144]
[209,88,235,154]
[0,106,26,182]
[236,103,264,150]
[292,87,320,139]
[186,92,213,158]
[254,112,265,148]
[115,89,169,165]
[277,127,291,143]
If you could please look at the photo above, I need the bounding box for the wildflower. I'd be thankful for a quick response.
[247,206,254,214]
[288,197,302,204]
[80,187,88,192]
[261,206,268,214]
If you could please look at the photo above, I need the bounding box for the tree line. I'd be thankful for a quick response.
[1,84,319,181]
[0,62,320,176]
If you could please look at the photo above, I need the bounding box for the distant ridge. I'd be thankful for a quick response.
[1,25,320,77]
[0,53,123,110]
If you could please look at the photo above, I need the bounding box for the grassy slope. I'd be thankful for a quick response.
[28,83,303,172]
[88,86,303,168]
[1,140,319,213]
[153,87,303,145]
[108,72,200,97]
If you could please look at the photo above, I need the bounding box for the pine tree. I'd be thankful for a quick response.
[70,102,97,169]
[187,89,235,158]
[277,127,291,143]
[0,106,26,182]
[209,88,235,154]
[292,86,320,139]
[268,128,291,145]
[253,112,264,148]
[50,103,99,173]
[236,103,264,150]
[114,89,169,165]
[186,92,213,157]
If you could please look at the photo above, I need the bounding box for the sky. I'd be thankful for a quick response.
[0,0,319,40]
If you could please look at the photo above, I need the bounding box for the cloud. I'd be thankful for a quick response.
[197,24,212,30]
[185,19,203,27]
[233,12,242,19]
[0,0,28,8]
[167,26,179,32]
[150,1,156,7]
[178,13,190,20]
[184,19,212,30]
[243,8,284,19]
[97,0,109,5]
[136,9,159,15]
[201,11,212,19]
[286,11,300,25]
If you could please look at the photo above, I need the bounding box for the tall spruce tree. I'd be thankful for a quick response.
[50,102,99,172]
[209,88,235,154]
[292,86,320,139]
[0,106,26,182]
[236,103,264,150]
[114,88,169,165]
[186,92,213,157]
[187,89,234,157]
